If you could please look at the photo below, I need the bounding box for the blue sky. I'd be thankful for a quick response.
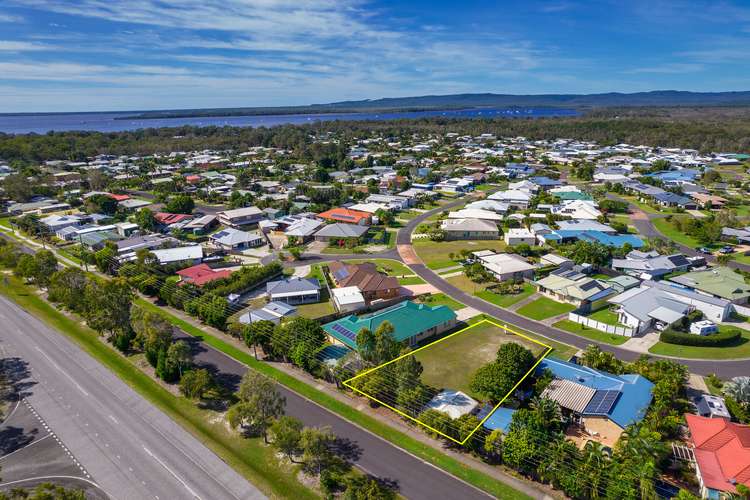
[1,0,749,112]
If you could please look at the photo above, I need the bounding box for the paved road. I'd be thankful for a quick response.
[397,200,750,378]
[169,327,506,500]
[0,296,266,500]
[606,193,750,273]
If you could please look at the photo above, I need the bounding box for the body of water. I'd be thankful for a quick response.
[0,107,578,135]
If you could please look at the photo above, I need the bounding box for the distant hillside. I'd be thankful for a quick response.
[121,90,750,119]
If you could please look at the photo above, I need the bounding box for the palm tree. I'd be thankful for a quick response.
[530,396,562,431]
[581,441,608,499]
[724,376,750,404]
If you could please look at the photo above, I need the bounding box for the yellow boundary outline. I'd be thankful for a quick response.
[343,318,552,445]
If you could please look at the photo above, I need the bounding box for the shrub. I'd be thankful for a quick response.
[660,327,741,347]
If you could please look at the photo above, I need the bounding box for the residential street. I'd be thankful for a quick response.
[0,295,266,500]
[397,199,750,378]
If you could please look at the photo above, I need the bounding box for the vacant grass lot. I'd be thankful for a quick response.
[414,322,548,398]
[651,218,717,249]
[649,325,750,359]
[475,283,535,308]
[516,297,576,320]
[413,239,507,270]
[553,320,630,345]
[445,274,493,294]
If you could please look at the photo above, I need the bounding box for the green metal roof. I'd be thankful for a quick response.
[669,266,750,301]
[323,300,456,349]
[556,191,593,201]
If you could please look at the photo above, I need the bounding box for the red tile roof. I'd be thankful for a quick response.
[316,208,371,224]
[155,212,192,225]
[108,193,131,202]
[686,413,750,493]
[176,263,233,287]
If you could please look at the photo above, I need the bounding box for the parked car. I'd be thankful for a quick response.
[719,246,735,254]
[696,247,712,254]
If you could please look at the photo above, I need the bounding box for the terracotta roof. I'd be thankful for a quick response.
[176,263,232,286]
[155,212,192,225]
[328,262,399,293]
[316,208,371,224]
[108,193,131,201]
[686,413,750,493]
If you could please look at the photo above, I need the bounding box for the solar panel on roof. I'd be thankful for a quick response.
[333,269,350,280]
[584,390,620,414]
[331,323,356,341]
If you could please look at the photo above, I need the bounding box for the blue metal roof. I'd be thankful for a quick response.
[537,358,653,429]
[548,230,644,248]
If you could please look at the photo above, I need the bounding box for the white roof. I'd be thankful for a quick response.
[506,228,535,238]
[218,206,262,218]
[151,245,203,264]
[479,253,535,275]
[331,286,366,305]
[447,208,504,222]
[425,390,479,419]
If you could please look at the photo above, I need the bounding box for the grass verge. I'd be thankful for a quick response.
[649,325,750,359]
[135,300,533,500]
[0,276,316,500]
[474,284,535,308]
[552,320,630,346]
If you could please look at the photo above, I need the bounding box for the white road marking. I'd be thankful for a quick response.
[34,346,89,396]
[143,446,202,500]
[0,434,52,461]
[108,415,119,424]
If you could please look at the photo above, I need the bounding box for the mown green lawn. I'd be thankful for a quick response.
[398,276,427,285]
[649,325,750,359]
[475,283,535,308]
[553,320,630,345]
[417,292,465,311]
[413,239,507,270]
[516,297,575,320]
[651,218,715,249]
[414,322,547,397]
[343,258,414,277]
[588,307,623,326]
[0,276,317,500]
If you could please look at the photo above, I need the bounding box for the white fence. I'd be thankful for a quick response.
[733,304,750,318]
[568,312,637,337]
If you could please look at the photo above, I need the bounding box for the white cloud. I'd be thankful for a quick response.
[0,13,24,23]
[0,40,51,51]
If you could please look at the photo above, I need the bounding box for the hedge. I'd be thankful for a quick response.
[660,327,741,347]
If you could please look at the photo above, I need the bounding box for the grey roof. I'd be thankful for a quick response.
[609,280,728,323]
[314,223,369,238]
[266,277,321,295]
[210,228,262,246]
[612,253,690,274]
[442,218,499,232]
[285,217,323,237]
[556,219,615,233]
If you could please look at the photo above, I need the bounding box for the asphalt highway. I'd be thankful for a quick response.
[0,295,266,500]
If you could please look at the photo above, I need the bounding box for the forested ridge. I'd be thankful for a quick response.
[1,107,749,162]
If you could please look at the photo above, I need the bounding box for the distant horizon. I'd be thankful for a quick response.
[2,0,750,112]
[2,89,750,116]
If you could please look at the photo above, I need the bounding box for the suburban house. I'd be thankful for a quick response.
[317,207,372,226]
[150,245,203,266]
[217,206,266,227]
[608,280,732,334]
[328,261,400,302]
[534,269,616,311]
[424,390,479,419]
[176,263,233,287]
[182,215,218,235]
[323,300,457,349]
[441,218,499,240]
[464,199,509,213]
[476,252,536,282]
[331,286,367,313]
[684,414,750,499]
[690,193,728,209]
[266,277,321,305]
[448,208,504,223]
[209,228,264,250]
[284,217,324,242]
[552,200,602,220]
[669,267,750,305]
[652,192,697,209]
[313,223,369,242]
[40,214,84,233]
[155,212,193,226]
[239,301,297,325]
[488,189,532,209]
[611,251,692,280]
[504,228,536,246]
[538,358,654,448]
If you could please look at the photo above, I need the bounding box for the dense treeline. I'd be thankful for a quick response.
[2,107,749,163]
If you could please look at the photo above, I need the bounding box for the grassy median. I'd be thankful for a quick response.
[0,275,317,500]
[135,300,533,500]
